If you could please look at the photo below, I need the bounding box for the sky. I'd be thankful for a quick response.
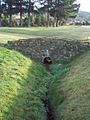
[76,0,90,12]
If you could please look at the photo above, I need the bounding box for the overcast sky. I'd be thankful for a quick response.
[76,0,90,12]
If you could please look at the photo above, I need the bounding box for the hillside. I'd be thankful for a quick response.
[0,47,48,120]
[49,51,90,120]
[78,11,90,19]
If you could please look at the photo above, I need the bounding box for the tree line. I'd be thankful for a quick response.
[0,0,80,27]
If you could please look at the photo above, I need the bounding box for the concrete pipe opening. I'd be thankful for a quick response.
[43,57,52,64]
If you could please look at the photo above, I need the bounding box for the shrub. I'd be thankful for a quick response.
[1,17,9,26]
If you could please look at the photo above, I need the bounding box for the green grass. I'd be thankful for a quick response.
[0,26,90,43]
[0,47,49,120]
[49,51,90,120]
[0,37,90,120]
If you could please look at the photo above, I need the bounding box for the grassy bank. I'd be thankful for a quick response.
[0,47,90,120]
[0,26,90,43]
[0,47,49,120]
[49,51,90,120]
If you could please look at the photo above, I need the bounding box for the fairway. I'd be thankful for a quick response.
[0,26,90,43]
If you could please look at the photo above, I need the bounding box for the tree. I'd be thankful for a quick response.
[28,0,31,27]
[0,0,2,26]
[14,0,28,27]
[37,0,80,27]
[49,0,80,26]
[19,0,23,26]
[28,0,34,27]
[8,0,13,26]
[0,0,80,27]
[3,0,15,27]
[37,0,52,26]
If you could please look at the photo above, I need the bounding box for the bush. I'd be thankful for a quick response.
[34,16,47,26]
[1,17,9,26]
[12,18,17,26]
[23,17,28,27]
[1,17,17,27]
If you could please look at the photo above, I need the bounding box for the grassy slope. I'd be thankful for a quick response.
[0,47,49,120]
[0,26,90,43]
[49,51,90,120]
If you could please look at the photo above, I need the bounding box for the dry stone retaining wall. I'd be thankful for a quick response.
[4,38,90,61]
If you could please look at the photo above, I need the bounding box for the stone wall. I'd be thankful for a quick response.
[5,38,90,62]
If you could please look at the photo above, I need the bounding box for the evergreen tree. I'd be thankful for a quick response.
[8,0,13,26]
[0,0,2,26]
[28,0,34,27]
[49,0,80,26]
[3,0,16,26]
[38,0,80,27]
[0,0,80,27]
[20,0,23,26]
[14,0,28,26]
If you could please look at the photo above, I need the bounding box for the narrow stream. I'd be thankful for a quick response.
[44,91,54,120]
[43,62,54,120]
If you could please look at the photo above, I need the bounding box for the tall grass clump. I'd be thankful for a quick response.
[0,47,49,120]
[49,51,90,120]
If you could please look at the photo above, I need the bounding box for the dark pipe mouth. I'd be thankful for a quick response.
[43,57,52,64]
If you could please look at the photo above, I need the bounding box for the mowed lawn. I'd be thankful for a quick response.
[0,26,90,43]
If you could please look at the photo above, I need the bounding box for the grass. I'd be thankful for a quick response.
[0,47,49,120]
[49,51,90,120]
[0,26,90,120]
[0,26,90,43]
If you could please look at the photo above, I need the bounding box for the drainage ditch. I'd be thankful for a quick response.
[44,90,54,120]
[43,59,54,120]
